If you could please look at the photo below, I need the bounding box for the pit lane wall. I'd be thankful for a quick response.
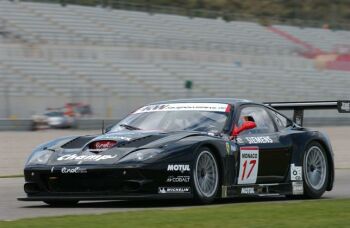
[0,119,119,131]
[0,118,349,131]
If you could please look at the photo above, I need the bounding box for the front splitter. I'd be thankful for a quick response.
[18,193,193,201]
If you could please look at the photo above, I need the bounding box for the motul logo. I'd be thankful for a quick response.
[167,164,190,172]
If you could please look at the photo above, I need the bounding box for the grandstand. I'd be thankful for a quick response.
[0,0,349,119]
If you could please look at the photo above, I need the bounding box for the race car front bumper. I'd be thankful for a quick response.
[19,164,193,201]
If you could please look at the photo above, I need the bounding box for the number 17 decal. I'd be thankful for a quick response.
[238,147,259,184]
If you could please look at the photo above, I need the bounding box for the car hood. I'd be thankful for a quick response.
[44,130,202,166]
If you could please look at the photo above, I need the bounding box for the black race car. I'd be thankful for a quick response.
[18,99,350,205]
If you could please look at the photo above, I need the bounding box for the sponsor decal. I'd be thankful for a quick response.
[61,167,87,174]
[290,164,302,181]
[167,164,190,173]
[226,142,230,155]
[339,101,350,112]
[166,176,190,183]
[50,167,55,173]
[158,187,191,194]
[236,137,244,144]
[292,181,304,195]
[238,147,259,184]
[95,135,132,141]
[134,103,229,114]
[245,136,273,144]
[241,187,255,194]
[221,186,228,198]
[88,140,117,152]
[57,154,117,161]
[95,141,115,149]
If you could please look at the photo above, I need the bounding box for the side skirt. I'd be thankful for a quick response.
[221,182,303,198]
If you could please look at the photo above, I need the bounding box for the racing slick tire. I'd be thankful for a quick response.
[302,142,329,199]
[193,147,220,204]
[44,200,79,207]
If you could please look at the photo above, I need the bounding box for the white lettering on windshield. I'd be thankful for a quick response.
[134,103,229,114]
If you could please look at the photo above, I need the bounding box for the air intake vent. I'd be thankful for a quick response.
[61,136,96,149]
[88,140,117,153]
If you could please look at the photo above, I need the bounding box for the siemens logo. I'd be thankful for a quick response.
[246,136,273,144]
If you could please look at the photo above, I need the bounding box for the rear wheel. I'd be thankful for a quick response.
[44,200,79,207]
[193,147,219,204]
[303,142,329,198]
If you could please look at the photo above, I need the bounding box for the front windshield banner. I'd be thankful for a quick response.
[134,103,230,114]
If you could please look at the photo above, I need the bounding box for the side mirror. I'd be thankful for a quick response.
[231,121,257,137]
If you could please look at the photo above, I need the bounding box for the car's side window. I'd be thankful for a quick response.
[268,109,290,130]
[237,106,276,135]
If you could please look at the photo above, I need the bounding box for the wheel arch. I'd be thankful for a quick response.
[293,129,335,192]
[197,143,224,195]
[310,139,334,191]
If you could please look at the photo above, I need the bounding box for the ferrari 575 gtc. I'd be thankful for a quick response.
[18,98,350,205]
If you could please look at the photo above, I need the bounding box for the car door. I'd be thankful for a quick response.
[235,105,292,184]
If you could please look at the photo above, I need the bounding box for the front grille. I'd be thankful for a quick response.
[38,169,154,193]
[44,170,121,193]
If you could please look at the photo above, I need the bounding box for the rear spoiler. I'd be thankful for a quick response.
[263,100,350,126]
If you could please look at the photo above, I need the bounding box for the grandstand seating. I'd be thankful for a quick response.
[1,56,348,99]
[272,25,350,53]
[0,0,349,118]
[0,0,298,55]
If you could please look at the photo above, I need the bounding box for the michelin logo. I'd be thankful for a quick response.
[158,187,190,194]
[167,164,190,173]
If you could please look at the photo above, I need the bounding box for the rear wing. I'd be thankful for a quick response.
[263,100,350,126]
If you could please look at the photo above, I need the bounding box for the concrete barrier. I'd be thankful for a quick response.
[0,119,120,131]
[0,119,33,131]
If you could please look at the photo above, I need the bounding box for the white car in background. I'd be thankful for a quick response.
[32,111,76,129]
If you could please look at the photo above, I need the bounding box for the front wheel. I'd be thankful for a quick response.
[302,142,329,199]
[193,147,220,204]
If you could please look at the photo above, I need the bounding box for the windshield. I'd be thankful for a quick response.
[111,103,231,133]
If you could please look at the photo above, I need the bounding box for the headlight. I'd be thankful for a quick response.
[118,149,163,162]
[26,150,53,166]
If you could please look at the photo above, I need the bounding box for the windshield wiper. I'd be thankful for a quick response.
[119,124,141,131]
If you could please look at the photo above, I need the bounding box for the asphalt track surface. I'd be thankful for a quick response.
[0,169,349,221]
